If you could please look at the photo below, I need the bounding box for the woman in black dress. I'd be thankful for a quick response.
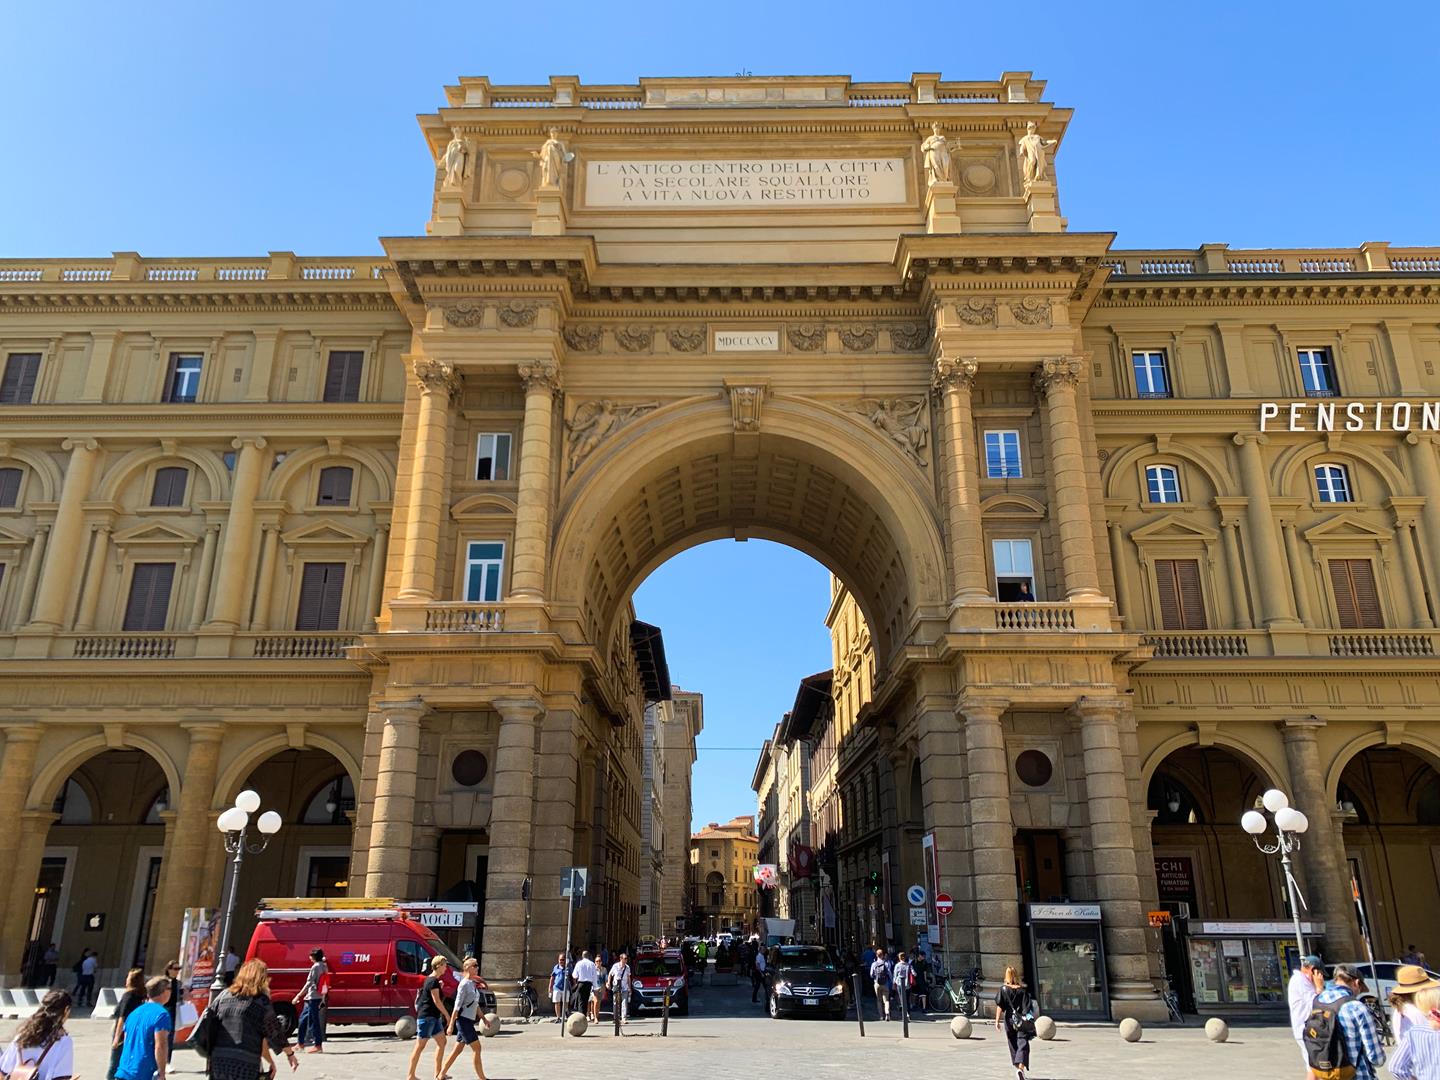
[993,966,1036,1080]
[206,959,298,1080]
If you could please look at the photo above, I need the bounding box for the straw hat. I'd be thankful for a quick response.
[1394,965,1440,995]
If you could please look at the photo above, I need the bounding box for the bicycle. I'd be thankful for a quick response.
[515,976,541,1023]
[1160,977,1184,1025]
[935,966,982,1017]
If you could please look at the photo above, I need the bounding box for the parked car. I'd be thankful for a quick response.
[764,945,846,1020]
[1324,961,1440,1023]
[244,903,495,1033]
[630,948,690,1016]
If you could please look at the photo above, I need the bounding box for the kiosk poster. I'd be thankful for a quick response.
[179,907,221,1012]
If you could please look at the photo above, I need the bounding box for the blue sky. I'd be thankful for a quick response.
[4,3,1437,830]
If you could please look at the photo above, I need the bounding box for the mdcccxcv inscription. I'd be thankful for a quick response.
[585,158,907,206]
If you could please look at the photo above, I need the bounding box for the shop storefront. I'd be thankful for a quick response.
[1023,903,1109,1021]
[1184,921,1324,1015]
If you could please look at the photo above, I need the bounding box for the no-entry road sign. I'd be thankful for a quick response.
[935,893,954,917]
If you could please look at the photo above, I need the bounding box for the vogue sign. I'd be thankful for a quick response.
[1260,400,1440,432]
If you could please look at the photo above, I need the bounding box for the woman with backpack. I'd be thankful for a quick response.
[1,989,75,1080]
[994,966,1037,1080]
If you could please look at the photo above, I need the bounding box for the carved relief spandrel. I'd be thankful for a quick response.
[854,397,929,466]
[567,399,657,473]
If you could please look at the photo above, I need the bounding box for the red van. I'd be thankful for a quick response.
[244,903,495,1033]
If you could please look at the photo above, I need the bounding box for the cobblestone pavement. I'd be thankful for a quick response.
[57,976,1309,1080]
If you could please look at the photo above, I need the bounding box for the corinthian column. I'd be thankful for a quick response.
[206,437,270,629]
[26,438,101,630]
[1033,359,1102,598]
[932,356,990,602]
[397,359,458,600]
[1233,434,1298,626]
[509,360,561,600]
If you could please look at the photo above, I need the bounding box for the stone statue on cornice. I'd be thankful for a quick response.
[1017,120,1059,186]
[920,122,952,186]
[535,128,574,189]
[442,132,469,187]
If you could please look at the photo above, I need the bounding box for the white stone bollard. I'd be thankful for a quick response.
[394,1016,416,1040]
[1205,1017,1229,1042]
[1119,1017,1143,1042]
[949,1015,973,1039]
[565,1012,588,1036]
[1035,1015,1056,1040]
[480,1012,500,1037]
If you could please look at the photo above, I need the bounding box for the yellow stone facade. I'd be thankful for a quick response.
[0,72,1437,1020]
[688,817,760,936]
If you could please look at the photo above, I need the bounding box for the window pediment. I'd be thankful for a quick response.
[1129,514,1218,544]
[451,493,519,520]
[281,520,372,546]
[111,521,200,547]
[1302,513,1392,544]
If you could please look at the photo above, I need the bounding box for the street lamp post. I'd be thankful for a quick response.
[211,789,283,992]
[1241,787,1311,957]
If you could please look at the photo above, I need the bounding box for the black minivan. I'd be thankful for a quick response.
[765,945,847,1019]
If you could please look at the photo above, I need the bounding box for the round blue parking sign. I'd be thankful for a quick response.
[906,884,926,907]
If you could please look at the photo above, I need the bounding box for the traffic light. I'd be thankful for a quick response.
[867,870,882,895]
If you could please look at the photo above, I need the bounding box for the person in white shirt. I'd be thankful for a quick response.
[606,954,633,1025]
[1288,955,1324,1067]
[2,989,76,1080]
[571,952,599,1019]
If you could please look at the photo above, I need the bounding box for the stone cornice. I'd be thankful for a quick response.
[0,287,396,315]
[1097,278,1440,307]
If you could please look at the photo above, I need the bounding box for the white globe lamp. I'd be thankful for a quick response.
[1240,810,1267,835]
[257,810,283,835]
[1262,789,1289,813]
[235,789,262,814]
[216,806,249,833]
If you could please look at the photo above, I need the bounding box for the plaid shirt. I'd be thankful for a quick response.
[1317,987,1385,1080]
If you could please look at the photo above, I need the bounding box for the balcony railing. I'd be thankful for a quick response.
[0,254,388,286]
[1104,242,1439,278]
[422,604,506,632]
[993,603,1077,631]
[72,634,179,659]
[1142,632,1252,658]
[1141,629,1440,659]
[1328,632,1436,658]
[251,633,359,659]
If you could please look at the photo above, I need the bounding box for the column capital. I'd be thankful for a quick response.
[413,357,461,398]
[1032,355,1085,397]
[0,724,42,745]
[1405,431,1440,448]
[179,722,225,743]
[1232,431,1268,447]
[60,437,100,454]
[230,435,268,452]
[517,359,562,394]
[1072,694,1125,721]
[957,695,1008,722]
[495,696,545,723]
[931,355,978,396]
[1281,717,1326,741]
[375,698,428,725]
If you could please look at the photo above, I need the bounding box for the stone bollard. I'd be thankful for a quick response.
[480,1012,500,1037]
[1205,1017,1229,1042]
[949,1016,973,1039]
[565,1012,589,1037]
[395,1016,417,1040]
[1119,1017,1143,1042]
[1035,1016,1056,1040]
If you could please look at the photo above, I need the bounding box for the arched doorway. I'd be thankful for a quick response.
[1337,745,1440,962]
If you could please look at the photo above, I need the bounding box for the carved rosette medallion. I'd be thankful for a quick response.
[615,324,654,352]
[667,326,706,353]
[853,397,929,467]
[517,359,563,395]
[498,300,539,327]
[889,323,928,352]
[1032,356,1085,397]
[1010,296,1053,327]
[563,324,602,352]
[413,358,460,398]
[955,297,997,327]
[931,356,979,396]
[443,300,485,328]
[566,399,658,474]
[839,325,878,352]
[787,324,826,352]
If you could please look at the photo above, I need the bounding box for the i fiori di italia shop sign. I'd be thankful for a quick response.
[1260,400,1440,432]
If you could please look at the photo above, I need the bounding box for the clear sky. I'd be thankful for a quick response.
[4,2,1438,831]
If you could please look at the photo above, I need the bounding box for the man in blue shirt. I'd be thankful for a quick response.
[116,976,172,1080]
[1316,965,1385,1080]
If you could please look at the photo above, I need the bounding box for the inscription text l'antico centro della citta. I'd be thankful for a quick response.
[584,159,908,206]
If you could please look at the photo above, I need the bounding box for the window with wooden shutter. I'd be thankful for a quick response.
[150,467,189,507]
[122,563,176,631]
[322,351,364,403]
[1154,558,1207,630]
[295,562,346,631]
[316,466,353,506]
[1329,559,1384,629]
[0,467,21,508]
[0,354,40,405]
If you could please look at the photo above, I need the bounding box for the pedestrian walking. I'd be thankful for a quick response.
[406,956,451,1080]
[606,953,633,1026]
[440,958,487,1080]
[203,960,297,1080]
[108,968,146,1080]
[751,947,767,1003]
[1390,985,1440,1080]
[114,976,172,1080]
[911,949,930,1012]
[292,948,328,1052]
[549,953,568,1023]
[869,949,892,1020]
[571,951,598,1020]
[1288,954,1325,1070]
[994,967,1037,1080]
[1310,964,1385,1080]
[893,952,914,1018]
[2,989,76,1080]
[1391,966,1440,1042]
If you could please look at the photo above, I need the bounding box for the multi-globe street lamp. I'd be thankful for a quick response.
[1240,788,1310,956]
[211,789,282,992]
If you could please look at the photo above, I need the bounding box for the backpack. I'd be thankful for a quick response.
[1007,990,1037,1035]
[1304,994,1356,1080]
[873,962,889,985]
[7,1038,59,1080]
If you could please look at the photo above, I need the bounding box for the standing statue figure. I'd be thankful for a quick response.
[535,128,574,189]
[1017,120,1059,186]
[442,132,469,187]
[920,122,952,187]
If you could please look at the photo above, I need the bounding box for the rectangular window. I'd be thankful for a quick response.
[983,431,1023,479]
[122,563,176,631]
[1146,464,1182,504]
[150,467,189,507]
[1297,348,1337,397]
[1314,464,1352,503]
[0,467,21,508]
[295,562,347,631]
[1154,558,1207,630]
[0,353,41,405]
[1132,350,1171,398]
[475,433,512,481]
[322,351,364,403]
[992,538,1035,601]
[464,541,505,602]
[1329,559,1383,629]
[163,354,203,403]
[316,466,354,506]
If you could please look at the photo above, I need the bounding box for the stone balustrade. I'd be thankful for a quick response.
[1103,242,1440,277]
[250,633,360,659]
[0,254,388,286]
[992,602,1077,631]
[1142,632,1253,658]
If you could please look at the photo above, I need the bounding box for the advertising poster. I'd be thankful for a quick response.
[179,907,221,1024]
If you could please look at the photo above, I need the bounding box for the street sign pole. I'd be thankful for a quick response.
[560,869,576,1037]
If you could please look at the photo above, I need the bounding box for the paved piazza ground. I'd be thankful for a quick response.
[57,977,1310,1080]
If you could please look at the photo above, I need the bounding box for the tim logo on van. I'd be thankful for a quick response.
[341,952,370,964]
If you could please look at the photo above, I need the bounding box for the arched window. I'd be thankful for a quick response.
[301,774,356,824]
[1314,463,1353,503]
[1145,464,1182,504]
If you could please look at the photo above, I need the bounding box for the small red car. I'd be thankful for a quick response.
[630,948,690,1016]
